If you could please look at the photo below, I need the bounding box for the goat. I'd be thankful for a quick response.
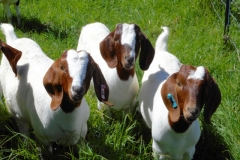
[0,23,112,153]
[77,22,154,116]
[139,27,221,159]
[0,0,21,26]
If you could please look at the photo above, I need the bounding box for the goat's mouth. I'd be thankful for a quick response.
[123,64,134,70]
[185,115,198,123]
[72,94,83,102]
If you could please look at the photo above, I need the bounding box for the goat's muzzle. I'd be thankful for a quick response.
[72,86,84,101]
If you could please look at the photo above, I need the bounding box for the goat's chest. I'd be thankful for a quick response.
[107,72,139,109]
[32,99,89,146]
[152,115,201,155]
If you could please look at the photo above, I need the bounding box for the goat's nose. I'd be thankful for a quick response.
[72,86,84,95]
[127,57,134,64]
[188,107,199,117]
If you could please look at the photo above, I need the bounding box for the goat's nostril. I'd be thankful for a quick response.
[188,108,199,117]
[127,57,134,64]
[72,86,84,95]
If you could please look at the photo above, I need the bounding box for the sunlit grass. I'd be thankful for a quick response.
[0,0,239,159]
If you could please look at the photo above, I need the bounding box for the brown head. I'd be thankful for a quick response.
[100,23,155,80]
[43,50,113,113]
[0,40,22,76]
[161,65,221,133]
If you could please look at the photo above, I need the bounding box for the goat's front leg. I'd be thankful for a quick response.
[3,4,12,24]
[14,116,30,137]
[14,4,21,26]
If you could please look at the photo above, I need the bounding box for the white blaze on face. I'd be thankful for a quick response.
[66,50,89,88]
[188,66,205,80]
[121,23,136,58]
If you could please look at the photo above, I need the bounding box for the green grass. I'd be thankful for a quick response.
[0,0,240,159]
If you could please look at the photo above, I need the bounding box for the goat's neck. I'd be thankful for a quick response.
[60,94,81,113]
[168,115,192,133]
[116,63,135,81]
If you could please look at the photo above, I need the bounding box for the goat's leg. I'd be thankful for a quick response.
[14,116,30,137]
[14,4,21,26]
[3,4,12,24]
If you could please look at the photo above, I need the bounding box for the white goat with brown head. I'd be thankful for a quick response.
[77,22,154,116]
[0,23,112,154]
[139,27,221,159]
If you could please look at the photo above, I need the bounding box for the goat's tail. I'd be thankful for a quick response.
[155,26,169,52]
[0,23,17,44]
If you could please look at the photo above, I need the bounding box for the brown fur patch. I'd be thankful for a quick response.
[100,23,154,81]
[161,65,221,132]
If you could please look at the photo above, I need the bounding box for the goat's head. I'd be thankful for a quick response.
[100,23,155,79]
[161,65,221,132]
[43,50,113,113]
[0,40,22,76]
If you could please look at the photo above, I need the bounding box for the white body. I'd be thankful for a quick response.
[77,22,139,112]
[0,0,20,25]
[0,24,90,147]
[139,27,200,159]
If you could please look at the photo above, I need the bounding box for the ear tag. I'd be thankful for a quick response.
[167,93,178,109]
[101,85,106,100]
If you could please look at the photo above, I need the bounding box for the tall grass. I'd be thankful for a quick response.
[0,0,239,159]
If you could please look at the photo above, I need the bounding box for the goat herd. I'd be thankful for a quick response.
[0,2,222,160]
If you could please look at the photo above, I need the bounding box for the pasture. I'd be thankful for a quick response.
[0,0,239,159]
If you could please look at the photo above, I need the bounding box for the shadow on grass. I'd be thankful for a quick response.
[194,118,233,160]
[0,119,80,160]
[0,109,79,160]
[0,15,68,40]
[84,109,153,159]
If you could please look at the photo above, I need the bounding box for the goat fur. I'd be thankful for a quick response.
[77,22,154,115]
[0,23,111,152]
[139,27,221,159]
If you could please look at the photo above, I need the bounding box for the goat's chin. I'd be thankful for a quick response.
[184,115,198,123]
[71,94,83,102]
[123,64,134,70]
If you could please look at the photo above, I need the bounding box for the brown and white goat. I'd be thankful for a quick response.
[139,27,221,159]
[77,22,154,115]
[0,23,112,154]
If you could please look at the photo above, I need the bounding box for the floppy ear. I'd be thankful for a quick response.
[203,70,221,124]
[92,61,113,106]
[43,60,63,111]
[99,31,117,68]
[161,73,180,123]
[138,32,155,71]
[0,40,22,76]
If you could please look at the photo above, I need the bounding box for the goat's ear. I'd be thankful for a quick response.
[0,40,22,76]
[161,73,180,123]
[43,60,63,111]
[91,59,113,106]
[203,70,221,124]
[138,32,155,71]
[99,31,117,68]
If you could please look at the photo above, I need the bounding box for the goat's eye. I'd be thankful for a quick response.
[60,66,63,70]
[177,82,181,87]
[114,38,119,43]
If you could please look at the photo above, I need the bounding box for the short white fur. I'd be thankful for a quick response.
[77,22,139,114]
[0,23,90,152]
[188,66,205,80]
[67,50,89,90]
[139,27,200,159]
[121,23,136,58]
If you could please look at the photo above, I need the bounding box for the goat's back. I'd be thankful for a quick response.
[0,38,53,120]
[77,22,109,62]
[0,37,90,146]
